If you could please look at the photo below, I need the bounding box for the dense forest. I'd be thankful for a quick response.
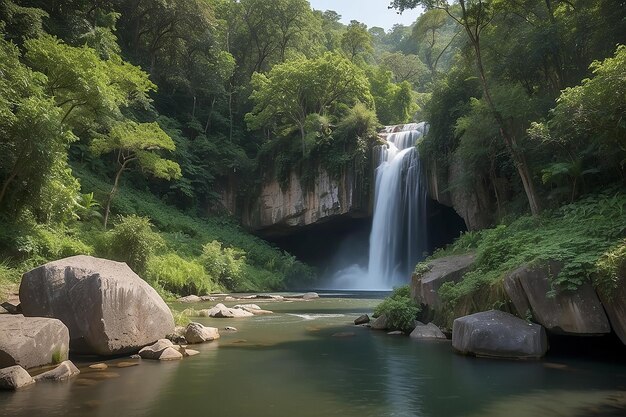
[0,0,625,304]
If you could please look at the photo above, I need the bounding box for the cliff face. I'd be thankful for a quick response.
[222,166,370,237]
[427,153,495,231]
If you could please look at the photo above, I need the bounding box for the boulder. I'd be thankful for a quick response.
[411,254,475,308]
[410,322,447,340]
[185,322,220,344]
[354,314,370,325]
[89,363,108,370]
[177,295,202,303]
[200,296,216,302]
[34,360,80,382]
[158,347,182,361]
[224,326,238,332]
[0,315,69,369]
[138,339,174,360]
[370,315,389,330]
[597,269,626,345]
[0,365,35,390]
[234,304,261,310]
[206,303,254,318]
[19,255,175,355]
[505,262,610,335]
[452,310,548,359]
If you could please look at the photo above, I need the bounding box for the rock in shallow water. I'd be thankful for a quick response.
[138,339,174,360]
[185,322,220,344]
[204,303,254,318]
[34,360,80,382]
[354,314,370,325]
[452,310,548,359]
[370,315,389,330]
[0,314,69,369]
[158,347,182,361]
[19,255,175,356]
[410,323,447,340]
[0,365,35,390]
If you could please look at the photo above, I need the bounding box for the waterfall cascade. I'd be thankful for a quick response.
[329,122,429,290]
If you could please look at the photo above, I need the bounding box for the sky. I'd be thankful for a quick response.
[308,0,423,31]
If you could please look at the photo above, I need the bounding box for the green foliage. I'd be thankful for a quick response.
[200,240,247,290]
[341,20,373,62]
[436,190,626,308]
[146,253,218,296]
[107,215,164,274]
[374,286,421,332]
[171,309,191,327]
[595,240,626,300]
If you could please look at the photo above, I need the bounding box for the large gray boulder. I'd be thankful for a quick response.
[138,339,174,360]
[505,262,610,335]
[452,310,548,359]
[411,254,475,308]
[19,255,175,356]
[0,315,69,369]
[202,303,254,318]
[0,365,35,390]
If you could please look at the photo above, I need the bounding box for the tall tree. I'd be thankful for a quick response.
[341,20,373,62]
[392,0,542,215]
[91,121,182,228]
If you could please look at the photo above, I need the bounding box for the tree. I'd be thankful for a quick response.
[246,53,374,155]
[91,121,182,228]
[341,20,373,62]
[0,38,76,216]
[411,8,459,78]
[24,34,154,132]
[392,0,542,215]
[380,52,428,87]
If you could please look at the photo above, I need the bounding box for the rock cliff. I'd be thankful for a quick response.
[221,166,370,237]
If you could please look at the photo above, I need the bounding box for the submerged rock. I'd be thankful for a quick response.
[410,322,447,340]
[89,363,108,370]
[302,292,320,300]
[505,262,610,335]
[34,360,80,382]
[452,310,548,359]
[0,314,69,369]
[354,314,370,325]
[19,255,175,355]
[0,365,35,390]
[185,322,220,344]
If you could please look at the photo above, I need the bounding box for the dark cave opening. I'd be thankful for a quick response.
[261,198,467,276]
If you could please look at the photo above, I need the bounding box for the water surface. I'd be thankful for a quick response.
[2,292,625,417]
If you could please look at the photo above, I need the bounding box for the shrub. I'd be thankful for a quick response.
[107,215,163,274]
[146,253,218,296]
[200,240,246,289]
[374,285,420,332]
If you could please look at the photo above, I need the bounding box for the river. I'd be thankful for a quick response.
[2,291,625,417]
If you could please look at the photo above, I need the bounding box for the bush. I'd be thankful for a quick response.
[374,286,420,332]
[200,240,246,289]
[107,215,163,274]
[436,190,626,309]
[146,253,218,296]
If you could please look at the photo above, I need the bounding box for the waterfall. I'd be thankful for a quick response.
[368,122,429,288]
[328,122,429,290]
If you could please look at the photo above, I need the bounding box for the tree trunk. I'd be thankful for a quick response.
[472,37,542,216]
[103,160,129,229]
